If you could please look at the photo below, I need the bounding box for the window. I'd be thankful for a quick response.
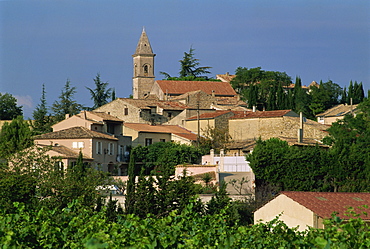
[107,124,115,134]
[168,112,172,118]
[108,143,115,155]
[72,141,84,149]
[160,139,166,142]
[96,141,102,154]
[150,107,156,114]
[145,138,153,146]
[54,162,64,171]
[124,108,129,115]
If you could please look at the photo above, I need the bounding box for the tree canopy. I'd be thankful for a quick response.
[52,79,82,122]
[248,98,370,193]
[160,47,212,80]
[86,73,112,109]
[0,93,23,120]
[0,116,33,159]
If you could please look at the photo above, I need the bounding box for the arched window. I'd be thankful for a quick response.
[144,64,149,76]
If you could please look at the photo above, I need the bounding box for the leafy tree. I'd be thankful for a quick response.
[0,170,37,213]
[160,47,212,80]
[230,67,292,110]
[86,73,112,109]
[0,93,23,120]
[198,125,232,154]
[133,142,202,175]
[32,84,53,134]
[0,116,33,159]
[52,79,82,122]
[323,97,370,192]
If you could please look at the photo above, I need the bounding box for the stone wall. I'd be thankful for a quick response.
[229,116,328,141]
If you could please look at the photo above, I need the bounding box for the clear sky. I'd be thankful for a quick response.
[1,0,369,118]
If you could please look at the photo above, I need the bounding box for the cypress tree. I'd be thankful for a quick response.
[32,84,53,134]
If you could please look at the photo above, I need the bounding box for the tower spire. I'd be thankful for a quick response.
[134,28,154,55]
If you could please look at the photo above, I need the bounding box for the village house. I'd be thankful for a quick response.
[254,191,370,231]
[123,123,197,147]
[316,103,359,125]
[95,98,190,125]
[185,110,237,137]
[35,110,131,175]
[35,126,122,173]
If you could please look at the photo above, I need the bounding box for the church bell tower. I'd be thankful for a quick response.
[132,28,156,99]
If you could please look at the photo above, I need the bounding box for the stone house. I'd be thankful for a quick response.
[150,80,238,101]
[185,110,237,137]
[229,110,328,141]
[254,191,370,231]
[53,110,124,136]
[123,123,198,147]
[316,103,359,125]
[95,98,190,125]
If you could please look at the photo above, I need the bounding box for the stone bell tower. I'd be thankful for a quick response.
[132,28,156,99]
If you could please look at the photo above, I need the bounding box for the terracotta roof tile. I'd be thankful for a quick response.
[156,80,237,96]
[187,110,233,120]
[316,104,359,117]
[117,98,189,110]
[81,111,123,122]
[38,144,93,160]
[36,126,118,140]
[282,191,370,220]
[216,73,236,83]
[230,110,294,119]
[124,123,197,141]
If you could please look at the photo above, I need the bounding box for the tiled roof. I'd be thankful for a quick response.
[38,144,93,160]
[81,111,123,122]
[215,96,247,106]
[124,123,197,141]
[116,98,189,110]
[216,73,236,83]
[230,110,293,119]
[156,80,237,96]
[316,104,359,117]
[187,110,233,120]
[282,191,370,220]
[35,126,118,140]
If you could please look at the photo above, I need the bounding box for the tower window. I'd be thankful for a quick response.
[144,65,148,76]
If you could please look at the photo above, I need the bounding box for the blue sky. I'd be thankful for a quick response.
[1,0,369,118]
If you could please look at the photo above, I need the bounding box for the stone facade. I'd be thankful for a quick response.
[229,116,328,141]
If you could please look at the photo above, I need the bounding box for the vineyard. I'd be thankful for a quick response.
[1,200,369,248]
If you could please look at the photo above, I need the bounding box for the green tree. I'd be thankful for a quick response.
[86,73,112,109]
[198,126,232,154]
[0,116,33,159]
[160,47,212,80]
[230,67,292,110]
[52,79,82,122]
[0,93,23,120]
[323,97,370,192]
[32,84,53,134]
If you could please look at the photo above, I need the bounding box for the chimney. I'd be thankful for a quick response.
[298,112,304,143]
[252,106,256,112]
[211,90,215,97]
[65,114,70,119]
